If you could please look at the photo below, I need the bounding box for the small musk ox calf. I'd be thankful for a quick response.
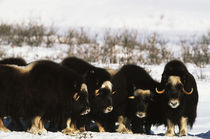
[106,64,162,134]
[156,60,198,137]
[61,57,114,132]
[0,60,90,135]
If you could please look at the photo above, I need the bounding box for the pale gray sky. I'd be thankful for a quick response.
[0,0,209,33]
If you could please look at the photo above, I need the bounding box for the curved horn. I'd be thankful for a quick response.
[155,88,165,94]
[182,88,193,95]
[95,89,99,96]
[128,96,135,99]
[73,93,80,101]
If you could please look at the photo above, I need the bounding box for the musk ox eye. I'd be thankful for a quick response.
[73,81,78,89]
[145,96,150,103]
[96,80,99,85]
[144,99,148,103]
[182,75,187,83]
[90,70,95,74]
[161,73,167,83]
[176,84,183,89]
[166,83,172,89]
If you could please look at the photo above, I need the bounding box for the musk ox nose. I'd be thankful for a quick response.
[169,99,180,108]
[104,106,113,113]
[171,101,177,106]
[136,112,146,118]
[80,107,90,115]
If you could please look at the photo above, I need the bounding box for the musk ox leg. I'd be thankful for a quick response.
[8,118,25,131]
[95,121,105,132]
[62,118,80,135]
[165,119,175,137]
[145,123,152,135]
[62,118,72,134]
[70,121,80,134]
[38,118,47,135]
[131,122,144,134]
[27,116,47,135]
[116,116,132,134]
[79,125,86,132]
[179,117,188,136]
[0,118,10,132]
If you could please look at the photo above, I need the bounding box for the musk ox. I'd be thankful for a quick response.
[0,64,26,132]
[0,57,27,66]
[155,60,198,136]
[61,57,114,132]
[105,64,163,134]
[61,57,111,97]
[0,57,27,131]
[0,60,90,135]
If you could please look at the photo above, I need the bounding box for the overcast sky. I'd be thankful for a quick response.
[0,0,209,33]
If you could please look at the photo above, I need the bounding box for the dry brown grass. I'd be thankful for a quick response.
[0,21,209,66]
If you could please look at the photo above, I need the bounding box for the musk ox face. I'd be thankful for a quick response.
[156,76,193,109]
[129,89,152,119]
[72,83,90,115]
[94,81,114,113]
[165,76,183,108]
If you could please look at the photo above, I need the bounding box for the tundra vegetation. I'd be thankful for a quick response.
[0,21,209,68]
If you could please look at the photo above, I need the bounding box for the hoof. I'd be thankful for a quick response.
[179,129,187,136]
[0,128,11,132]
[116,125,132,134]
[38,128,47,135]
[79,127,86,132]
[99,128,105,132]
[27,126,39,134]
[27,126,47,135]
[62,128,80,135]
[62,128,73,135]
[165,130,175,137]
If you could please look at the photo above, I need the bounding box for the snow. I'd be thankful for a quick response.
[0,131,205,139]
[0,45,70,63]
[0,0,210,138]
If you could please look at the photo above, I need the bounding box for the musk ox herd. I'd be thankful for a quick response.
[0,57,198,137]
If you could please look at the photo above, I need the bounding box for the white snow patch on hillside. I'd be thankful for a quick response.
[0,45,70,63]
